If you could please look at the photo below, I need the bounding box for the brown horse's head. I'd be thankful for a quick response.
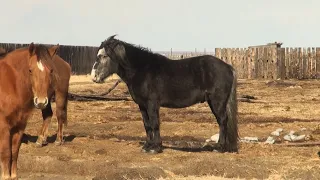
[28,43,59,109]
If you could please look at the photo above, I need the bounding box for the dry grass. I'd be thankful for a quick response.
[14,76,320,180]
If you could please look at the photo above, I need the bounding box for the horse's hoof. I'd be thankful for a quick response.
[141,148,149,153]
[141,143,163,154]
[147,146,163,154]
[54,141,63,146]
[35,141,47,148]
[35,142,43,148]
[148,149,161,154]
[141,148,162,154]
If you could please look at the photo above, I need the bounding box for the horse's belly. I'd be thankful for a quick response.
[160,90,205,108]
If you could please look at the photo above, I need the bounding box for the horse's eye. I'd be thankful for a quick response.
[29,69,32,74]
[50,69,53,74]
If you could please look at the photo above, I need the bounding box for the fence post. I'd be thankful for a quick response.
[291,48,297,78]
[215,48,221,59]
[227,48,232,65]
[276,48,286,79]
[220,48,225,62]
[272,48,277,79]
[316,48,320,78]
[246,48,252,79]
[302,48,307,79]
[311,48,316,78]
[251,48,257,79]
[284,48,291,79]
[306,48,311,78]
[291,48,297,79]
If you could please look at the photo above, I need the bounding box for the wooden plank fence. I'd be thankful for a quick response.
[0,43,98,75]
[1,42,320,79]
[215,47,320,79]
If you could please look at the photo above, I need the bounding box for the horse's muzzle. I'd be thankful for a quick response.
[34,97,49,109]
[92,76,103,83]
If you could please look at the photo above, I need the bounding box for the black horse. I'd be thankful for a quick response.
[91,35,239,153]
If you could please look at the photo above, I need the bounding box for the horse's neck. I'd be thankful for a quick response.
[5,51,29,72]
[116,65,135,85]
[4,51,33,101]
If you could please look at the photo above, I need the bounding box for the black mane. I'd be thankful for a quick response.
[102,36,170,69]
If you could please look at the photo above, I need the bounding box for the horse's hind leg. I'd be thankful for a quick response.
[10,123,27,180]
[139,102,162,154]
[54,92,68,145]
[36,101,53,147]
[207,96,229,152]
[0,118,11,180]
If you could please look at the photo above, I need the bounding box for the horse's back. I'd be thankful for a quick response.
[188,55,234,91]
[159,55,234,84]
[54,55,71,76]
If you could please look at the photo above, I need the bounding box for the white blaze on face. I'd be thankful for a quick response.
[97,48,106,57]
[91,48,106,80]
[91,62,97,79]
[37,60,44,71]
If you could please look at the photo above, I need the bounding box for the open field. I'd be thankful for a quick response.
[16,75,320,180]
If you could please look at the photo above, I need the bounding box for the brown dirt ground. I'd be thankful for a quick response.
[16,75,320,180]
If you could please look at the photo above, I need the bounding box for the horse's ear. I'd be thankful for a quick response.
[107,34,117,41]
[28,42,35,56]
[48,44,59,58]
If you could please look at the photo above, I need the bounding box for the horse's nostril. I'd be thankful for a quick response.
[44,97,48,106]
[34,97,38,105]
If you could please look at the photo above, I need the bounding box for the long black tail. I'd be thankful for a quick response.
[225,68,239,152]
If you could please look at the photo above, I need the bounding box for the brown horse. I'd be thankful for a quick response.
[32,47,71,148]
[0,43,70,180]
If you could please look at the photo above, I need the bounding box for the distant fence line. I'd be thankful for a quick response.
[0,43,98,75]
[1,43,320,79]
[215,47,320,79]
[0,43,215,74]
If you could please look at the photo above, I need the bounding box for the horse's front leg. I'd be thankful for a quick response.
[139,105,153,153]
[36,102,53,147]
[11,123,26,180]
[146,101,162,154]
[0,119,11,180]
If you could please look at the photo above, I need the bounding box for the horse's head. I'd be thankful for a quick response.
[28,43,59,109]
[91,35,120,83]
